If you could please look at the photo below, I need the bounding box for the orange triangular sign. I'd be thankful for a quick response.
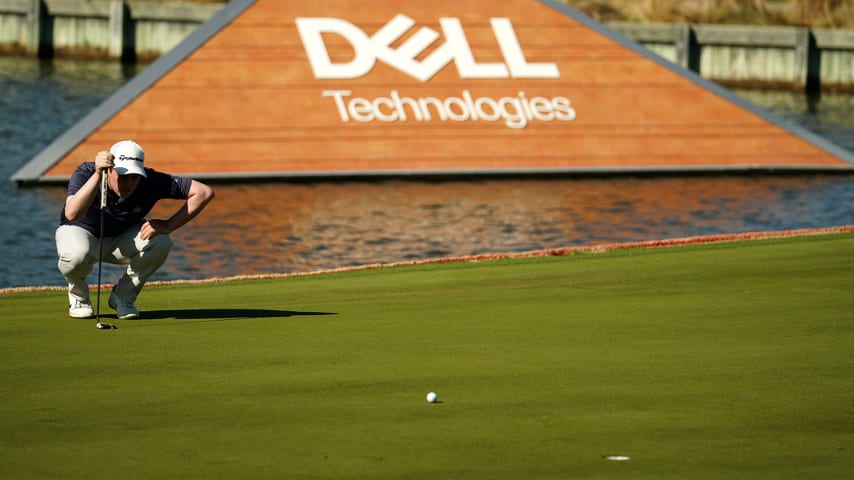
[12,0,853,183]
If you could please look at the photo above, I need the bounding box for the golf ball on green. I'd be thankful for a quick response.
[426,392,438,403]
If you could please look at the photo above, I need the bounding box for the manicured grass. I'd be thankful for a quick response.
[1,234,853,479]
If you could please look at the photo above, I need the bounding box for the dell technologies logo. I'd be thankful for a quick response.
[296,15,574,129]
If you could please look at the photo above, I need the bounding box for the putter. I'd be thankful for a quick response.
[96,171,117,330]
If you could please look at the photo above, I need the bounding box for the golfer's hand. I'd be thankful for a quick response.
[140,219,172,240]
[95,151,114,173]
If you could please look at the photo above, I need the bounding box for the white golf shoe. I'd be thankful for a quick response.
[69,299,94,319]
[108,291,140,319]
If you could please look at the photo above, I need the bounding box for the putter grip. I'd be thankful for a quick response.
[100,172,107,209]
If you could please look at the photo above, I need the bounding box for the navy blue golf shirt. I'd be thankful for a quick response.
[60,162,193,237]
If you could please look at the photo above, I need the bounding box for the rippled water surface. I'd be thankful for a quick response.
[1,57,852,288]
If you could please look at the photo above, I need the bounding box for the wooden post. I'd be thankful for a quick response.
[108,0,134,61]
[675,25,700,73]
[795,27,821,92]
[806,30,820,93]
[25,0,50,57]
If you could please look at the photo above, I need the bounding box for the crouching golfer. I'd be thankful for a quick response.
[56,140,215,319]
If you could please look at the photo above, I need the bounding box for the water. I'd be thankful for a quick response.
[1,56,852,289]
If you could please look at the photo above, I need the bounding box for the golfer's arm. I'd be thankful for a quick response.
[166,180,215,232]
[64,171,102,221]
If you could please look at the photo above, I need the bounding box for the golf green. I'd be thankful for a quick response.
[1,233,852,479]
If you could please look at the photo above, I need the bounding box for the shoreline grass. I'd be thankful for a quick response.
[562,0,853,28]
[153,0,854,28]
[3,225,851,295]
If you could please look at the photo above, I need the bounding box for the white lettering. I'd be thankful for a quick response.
[391,90,420,121]
[441,18,508,79]
[529,97,555,121]
[348,97,373,122]
[322,90,352,120]
[552,97,577,121]
[322,90,576,129]
[490,18,559,78]
[297,15,559,81]
[296,19,374,79]
[474,97,501,121]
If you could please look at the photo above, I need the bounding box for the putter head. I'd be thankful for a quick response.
[96,322,117,330]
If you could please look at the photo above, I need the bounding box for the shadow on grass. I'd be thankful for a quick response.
[119,309,337,322]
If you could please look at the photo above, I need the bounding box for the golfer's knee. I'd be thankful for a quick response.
[57,246,93,276]
[145,234,174,257]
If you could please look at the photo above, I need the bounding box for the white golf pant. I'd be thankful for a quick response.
[55,223,173,304]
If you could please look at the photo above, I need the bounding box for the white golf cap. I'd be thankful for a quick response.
[110,140,146,177]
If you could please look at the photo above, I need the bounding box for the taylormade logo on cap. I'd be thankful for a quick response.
[110,140,147,177]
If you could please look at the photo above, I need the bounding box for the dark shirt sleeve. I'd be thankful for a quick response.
[169,174,193,199]
[66,162,96,197]
[60,163,100,235]
[145,169,192,200]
